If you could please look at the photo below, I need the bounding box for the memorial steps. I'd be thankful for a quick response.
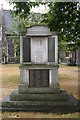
[1,89,79,113]
[10,90,68,101]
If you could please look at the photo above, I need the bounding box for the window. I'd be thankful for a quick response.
[65,52,69,57]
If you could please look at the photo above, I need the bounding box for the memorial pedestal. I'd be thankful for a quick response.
[1,26,79,113]
[19,64,59,91]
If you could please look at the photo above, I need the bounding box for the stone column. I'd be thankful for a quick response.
[55,36,58,64]
[20,36,23,65]
[20,68,29,86]
[49,67,59,87]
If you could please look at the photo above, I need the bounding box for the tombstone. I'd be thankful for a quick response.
[1,25,78,112]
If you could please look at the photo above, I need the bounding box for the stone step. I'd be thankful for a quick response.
[1,94,79,113]
[2,95,78,108]
[2,100,78,108]
[19,86,60,94]
[1,106,78,113]
[10,90,68,101]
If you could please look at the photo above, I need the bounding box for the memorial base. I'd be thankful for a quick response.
[1,89,79,113]
[18,85,60,94]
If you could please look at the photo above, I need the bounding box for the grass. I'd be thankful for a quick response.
[2,75,20,87]
[2,112,79,118]
[2,64,20,87]
[1,64,80,119]
[58,65,79,99]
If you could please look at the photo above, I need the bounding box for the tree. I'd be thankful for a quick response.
[12,2,42,18]
[11,2,80,64]
[40,2,80,64]
[10,11,42,57]
[48,2,80,48]
[12,2,80,48]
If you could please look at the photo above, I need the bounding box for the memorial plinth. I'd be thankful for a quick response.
[19,26,59,90]
[1,25,78,112]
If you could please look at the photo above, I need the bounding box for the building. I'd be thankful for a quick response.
[60,44,79,66]
[0,5,15,63]
[0,5,41,64]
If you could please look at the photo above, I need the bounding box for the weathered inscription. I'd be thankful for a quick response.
[29,69,49,87]
[31,37,47,63]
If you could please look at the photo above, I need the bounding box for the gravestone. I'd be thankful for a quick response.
[1,25,78,112]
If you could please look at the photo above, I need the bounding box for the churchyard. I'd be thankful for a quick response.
[1,64,79,118]
[0,2,80,119]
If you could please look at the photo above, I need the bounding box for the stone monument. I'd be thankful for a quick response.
[2,25,78,112]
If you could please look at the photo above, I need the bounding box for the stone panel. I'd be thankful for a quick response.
[35,70,42,87]
[42,70,49,87]
[29,70,36,87]
[20,69,29,86]
[23,37,31,62]
[29,69,49,87]
[49,68,58,87]
[31,37,48,63]
[26,26,52,36]
[48,37,55,62]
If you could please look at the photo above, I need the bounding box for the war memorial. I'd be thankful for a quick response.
[1,25,78,112]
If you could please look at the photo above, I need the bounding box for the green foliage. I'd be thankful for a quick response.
[12,2,47,18]
[10,11,44,57]
[26,12,45,27]
[12,2,38,18]
[11,2,80,60]
[40,2,80,62]
[47,2,80,49]
[12,15,27,33]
